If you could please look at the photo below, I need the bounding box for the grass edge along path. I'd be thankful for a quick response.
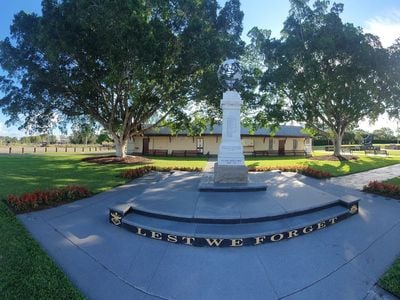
[0,201,85,299]
[379,256,400,298]
[245,154,400,177]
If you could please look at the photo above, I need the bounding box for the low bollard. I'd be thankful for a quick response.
[22,147,24,154]
[9,147,11,154]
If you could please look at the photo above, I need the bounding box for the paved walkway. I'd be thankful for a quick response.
[328,163,400,190]
[18,171,400,300]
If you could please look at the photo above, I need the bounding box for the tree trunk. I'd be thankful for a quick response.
[333,133,343,157]
[114,138,128,158]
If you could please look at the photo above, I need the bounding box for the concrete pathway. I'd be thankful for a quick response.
[328,163,400,190]
[18,172,400,300]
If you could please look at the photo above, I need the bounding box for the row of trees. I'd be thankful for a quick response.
[0,131,111,146]
[0,0,399,156]
[314,127,400,145]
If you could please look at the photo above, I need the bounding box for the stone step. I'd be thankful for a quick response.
[117,204,356,247]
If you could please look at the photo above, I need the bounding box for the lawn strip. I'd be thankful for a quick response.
[0,201,85,299]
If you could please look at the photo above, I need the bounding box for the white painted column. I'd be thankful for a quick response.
[217,91,245,166]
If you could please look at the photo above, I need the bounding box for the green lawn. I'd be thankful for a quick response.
[385,177,400,185]
[0,201,85,299]
[246,151,400,176]
[379,254,400,297]
[0,154,207,197]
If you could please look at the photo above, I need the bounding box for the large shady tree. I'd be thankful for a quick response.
[0,0,244,157]
[250,0,391,156]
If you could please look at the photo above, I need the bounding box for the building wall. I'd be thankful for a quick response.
[127,135,308,155]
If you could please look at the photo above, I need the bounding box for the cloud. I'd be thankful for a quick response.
[365,10,400,48]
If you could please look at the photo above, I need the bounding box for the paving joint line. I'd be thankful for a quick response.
[39,215,169,300]
[255,248,280,299]
[279,218,400,299]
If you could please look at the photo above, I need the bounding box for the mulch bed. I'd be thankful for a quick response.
[82,155,152,164]
[309,155,359,161]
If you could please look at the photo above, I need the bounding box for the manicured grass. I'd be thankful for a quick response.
[246,152,400,177]
[0,201,85,299]
[0,154,207,197]
[385,177,400,185]
[379,257,400,298]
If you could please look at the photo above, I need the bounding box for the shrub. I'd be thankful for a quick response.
[120,166,203,180]
[248,165,331,179]
[363,180,400,199]
[6,186,91,212]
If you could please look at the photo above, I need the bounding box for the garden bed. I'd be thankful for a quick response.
[82,155,151,164]
[309,155,358,161]
[362,181,400,199]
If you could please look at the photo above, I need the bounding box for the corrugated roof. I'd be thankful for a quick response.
[144,125,310,137]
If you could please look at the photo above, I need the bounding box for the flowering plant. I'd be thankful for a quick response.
[120,166,203,179]
[363,181,400,198]
[6,186,91,212]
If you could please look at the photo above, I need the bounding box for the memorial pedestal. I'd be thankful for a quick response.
[214,164,248,184]
[214,90,248,184]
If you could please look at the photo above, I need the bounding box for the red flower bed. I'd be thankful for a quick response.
[363,181,400,199]
[6,186,91,212]
[120,166,203,180]
[248,165,331,179]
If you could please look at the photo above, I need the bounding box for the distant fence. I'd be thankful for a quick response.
[0,146,114,155]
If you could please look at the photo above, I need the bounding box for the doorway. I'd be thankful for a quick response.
[278,140,286,156]
[142,138,149,155]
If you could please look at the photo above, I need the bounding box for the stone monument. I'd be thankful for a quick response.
[214,59,248,183]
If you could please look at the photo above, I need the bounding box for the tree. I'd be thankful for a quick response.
[372,127,395,141]
[69,121,98,145]
[250,0,391,156]
[385,38,400,120]
[0,0,244,157]
[353,128,370,144]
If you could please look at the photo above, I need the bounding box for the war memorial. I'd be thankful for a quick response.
[109,60,360,247]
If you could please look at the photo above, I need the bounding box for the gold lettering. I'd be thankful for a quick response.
[317,221,326,229]
[254,236,266,245]
[302,226,314,234]
[206,238,224,247]
[167,234,178,243]
[270,233,284,242]
[151,231,162,240]
[287,230,299,238]
[328,217,338,225]
[230,239,243,247]
[181,237,195,246]
[136,227,147,236]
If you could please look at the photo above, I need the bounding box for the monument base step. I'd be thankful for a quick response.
[109,197,359,247]
[198,181,267,192]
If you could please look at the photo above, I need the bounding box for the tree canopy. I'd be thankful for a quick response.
[0,0,244,156]
[249,0,393,155]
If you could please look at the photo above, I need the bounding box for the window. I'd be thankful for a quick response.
[196,138,204,153]
[269,139,273,150]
